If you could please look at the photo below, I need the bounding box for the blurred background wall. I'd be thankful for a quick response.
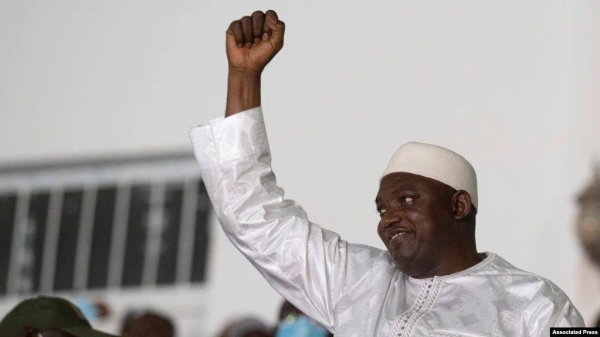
[1,0,599,335]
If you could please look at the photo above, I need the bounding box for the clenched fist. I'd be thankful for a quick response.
[226,10,285,74]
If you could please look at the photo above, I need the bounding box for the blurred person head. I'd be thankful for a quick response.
[218,317,272,337]
[74,297,111,323]
[275,300,331,337]
[0,296,116,337]
[121,311,174,337]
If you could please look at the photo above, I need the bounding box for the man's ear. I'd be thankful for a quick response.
[451,190,472,221]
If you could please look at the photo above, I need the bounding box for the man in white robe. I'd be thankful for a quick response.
[189,10,584,336]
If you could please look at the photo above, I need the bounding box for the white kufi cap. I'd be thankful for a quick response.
[381,142,478,209]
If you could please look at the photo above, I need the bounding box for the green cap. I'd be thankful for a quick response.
[0,296,117,337]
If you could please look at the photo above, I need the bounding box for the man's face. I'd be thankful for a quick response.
[376,172,457,277]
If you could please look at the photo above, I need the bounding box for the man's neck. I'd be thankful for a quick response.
[410,250,485,279]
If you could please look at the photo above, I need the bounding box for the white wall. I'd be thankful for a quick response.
[571,0,600,326]
[1,0,599,335]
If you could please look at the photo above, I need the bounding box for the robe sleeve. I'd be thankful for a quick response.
[188,106,387,331]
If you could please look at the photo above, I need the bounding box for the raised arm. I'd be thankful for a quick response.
[224,10,284,117]
[189,11,391,332]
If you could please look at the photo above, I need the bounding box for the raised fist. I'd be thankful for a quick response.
[226,10,285,74]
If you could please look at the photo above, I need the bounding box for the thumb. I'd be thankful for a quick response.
[266,17,285,44]
[226,29,239,49]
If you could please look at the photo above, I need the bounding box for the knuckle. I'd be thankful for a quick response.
[241,16,251,22]
[252,10,264,18]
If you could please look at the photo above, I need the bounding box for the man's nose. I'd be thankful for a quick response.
[381,212,402,228]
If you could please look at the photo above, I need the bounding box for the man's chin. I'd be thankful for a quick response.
[390,252,417,274]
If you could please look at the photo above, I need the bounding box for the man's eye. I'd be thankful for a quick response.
[378,209,386,216]
[401,196,415,204]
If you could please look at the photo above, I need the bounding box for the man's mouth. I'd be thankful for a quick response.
[391,232,405,240]
[388,231,413,245]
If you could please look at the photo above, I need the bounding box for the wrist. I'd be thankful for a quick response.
[225,68,262,118]
[228,66,262,78]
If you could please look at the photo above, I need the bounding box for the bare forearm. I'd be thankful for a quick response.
[225,69,262,117]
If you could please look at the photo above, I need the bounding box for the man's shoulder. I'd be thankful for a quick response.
[484,254,584,326]
[487,253,558,282]
[481,253,571,303]
[445,253,582,327]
